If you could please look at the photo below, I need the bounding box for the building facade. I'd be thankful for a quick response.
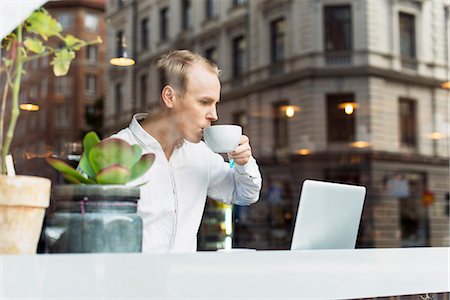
[104,0,449,249]
[13,0,106,178]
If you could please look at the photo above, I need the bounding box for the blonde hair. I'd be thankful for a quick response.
[155,49,221,94]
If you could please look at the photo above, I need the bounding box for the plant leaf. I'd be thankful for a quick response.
[25,10,62,40]
[131,144,142,166]
[129,153,155,182]
[88,138,136,174]
[46,157,95,184]
[24,37,45,54]
[51,48,75,76]
[63,173,81,184]
[78,131,100,178]
[96,164,130,184]
[63,34,82,51]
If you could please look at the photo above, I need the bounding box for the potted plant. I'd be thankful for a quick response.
[0,9,101,254]
[45,132,155,253]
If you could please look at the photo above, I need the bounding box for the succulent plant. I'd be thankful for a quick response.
[46,132,155,185]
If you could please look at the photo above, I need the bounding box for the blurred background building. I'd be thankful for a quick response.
[12,0,106,179]
[104,0,450,251]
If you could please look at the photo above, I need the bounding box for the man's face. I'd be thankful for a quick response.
[172,63,220,143]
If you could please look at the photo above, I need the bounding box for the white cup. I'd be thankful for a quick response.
[203,125,242,153]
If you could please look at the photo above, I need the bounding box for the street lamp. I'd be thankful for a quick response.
[110,35,135,67]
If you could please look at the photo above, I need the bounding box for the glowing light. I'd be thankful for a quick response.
[428,132,446,140]
[297,148,311,155]
[338,102,359,115]
[109,57,135,66]
[279,105,301,118]
[344,104,354,114]
[19,103,39,111]
[286,106,295,117]
[225,207,233,235]
[441,81,450,89]
[350,141,370,148]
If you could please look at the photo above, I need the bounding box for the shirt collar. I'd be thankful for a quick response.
[129,113,161,148]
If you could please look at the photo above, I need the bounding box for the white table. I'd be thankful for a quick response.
[1,247,449,299]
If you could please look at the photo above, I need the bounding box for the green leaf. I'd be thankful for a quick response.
[46,157,95,184]
[131,144,143,166]
[130,153,155,182]
[63,173,81,184]
[63,34,82,51]
[51,48,75,76]
[78,131,100,178]
[25,10,62,40]
[96,165,130,184]
[24,37,45,54]
[88,138,136,174]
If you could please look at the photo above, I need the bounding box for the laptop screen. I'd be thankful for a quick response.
[290,180,366,250]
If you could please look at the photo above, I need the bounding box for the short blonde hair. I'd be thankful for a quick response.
[155,49,221,94]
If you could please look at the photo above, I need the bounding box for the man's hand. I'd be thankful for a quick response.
[229,135,252,166]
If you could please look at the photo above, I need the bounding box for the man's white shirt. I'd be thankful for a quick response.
[111,114,262,253]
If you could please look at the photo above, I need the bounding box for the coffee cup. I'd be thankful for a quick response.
[203,125,242,153]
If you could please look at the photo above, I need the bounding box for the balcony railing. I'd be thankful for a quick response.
[325,51,352,66]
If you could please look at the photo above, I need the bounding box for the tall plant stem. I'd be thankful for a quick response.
[2,25,24,173]
[0,70,12,173]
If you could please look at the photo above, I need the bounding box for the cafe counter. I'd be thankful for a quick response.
[1,247,449,299]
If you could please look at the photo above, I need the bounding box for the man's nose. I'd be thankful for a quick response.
[207,106,218,122]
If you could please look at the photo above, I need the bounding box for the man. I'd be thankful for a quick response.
[112,50,262,253]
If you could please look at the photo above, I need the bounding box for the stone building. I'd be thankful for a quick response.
[104,0,449,249]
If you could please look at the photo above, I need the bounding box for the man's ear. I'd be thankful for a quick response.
[161,86,176,108]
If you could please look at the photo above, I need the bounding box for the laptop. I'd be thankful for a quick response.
[290,180,366,250]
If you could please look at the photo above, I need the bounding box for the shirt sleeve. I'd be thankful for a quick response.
[206,147,262,206]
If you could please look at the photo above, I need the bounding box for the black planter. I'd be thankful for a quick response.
[44,185,142,253]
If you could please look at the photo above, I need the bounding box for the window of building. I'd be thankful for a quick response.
[54,77,72,96]
[57,13,73,29]
[270,18,286,64]
[85,75,97,96]
[323,5,352,52]
[160,7,169,41]
[86,45,98,64]
[117,0,124,9]
[116,30,124,57]
[326,93,355,142]
[115,83,123,115]
[141,18,149,50]
[399,12,416,59]
[206,0,217,19]
[84,13,99,32]
[29,85,38,99]
[273,101,289,149]
[232,0,247,7]
[54,105,70,127]
[399,98,417,148]
[205,46,218,63]
[182,0,192,30]
[140,74,148,109]
[232,36,246,78]
[40,78,47,97]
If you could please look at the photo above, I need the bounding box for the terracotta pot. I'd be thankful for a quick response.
[0,175,51,254]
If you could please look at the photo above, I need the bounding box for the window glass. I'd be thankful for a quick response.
[270,18,285,64]
[57,13,73,29]
[84,13,99,32]
[324,5,352,52]
[232,36,246,77]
